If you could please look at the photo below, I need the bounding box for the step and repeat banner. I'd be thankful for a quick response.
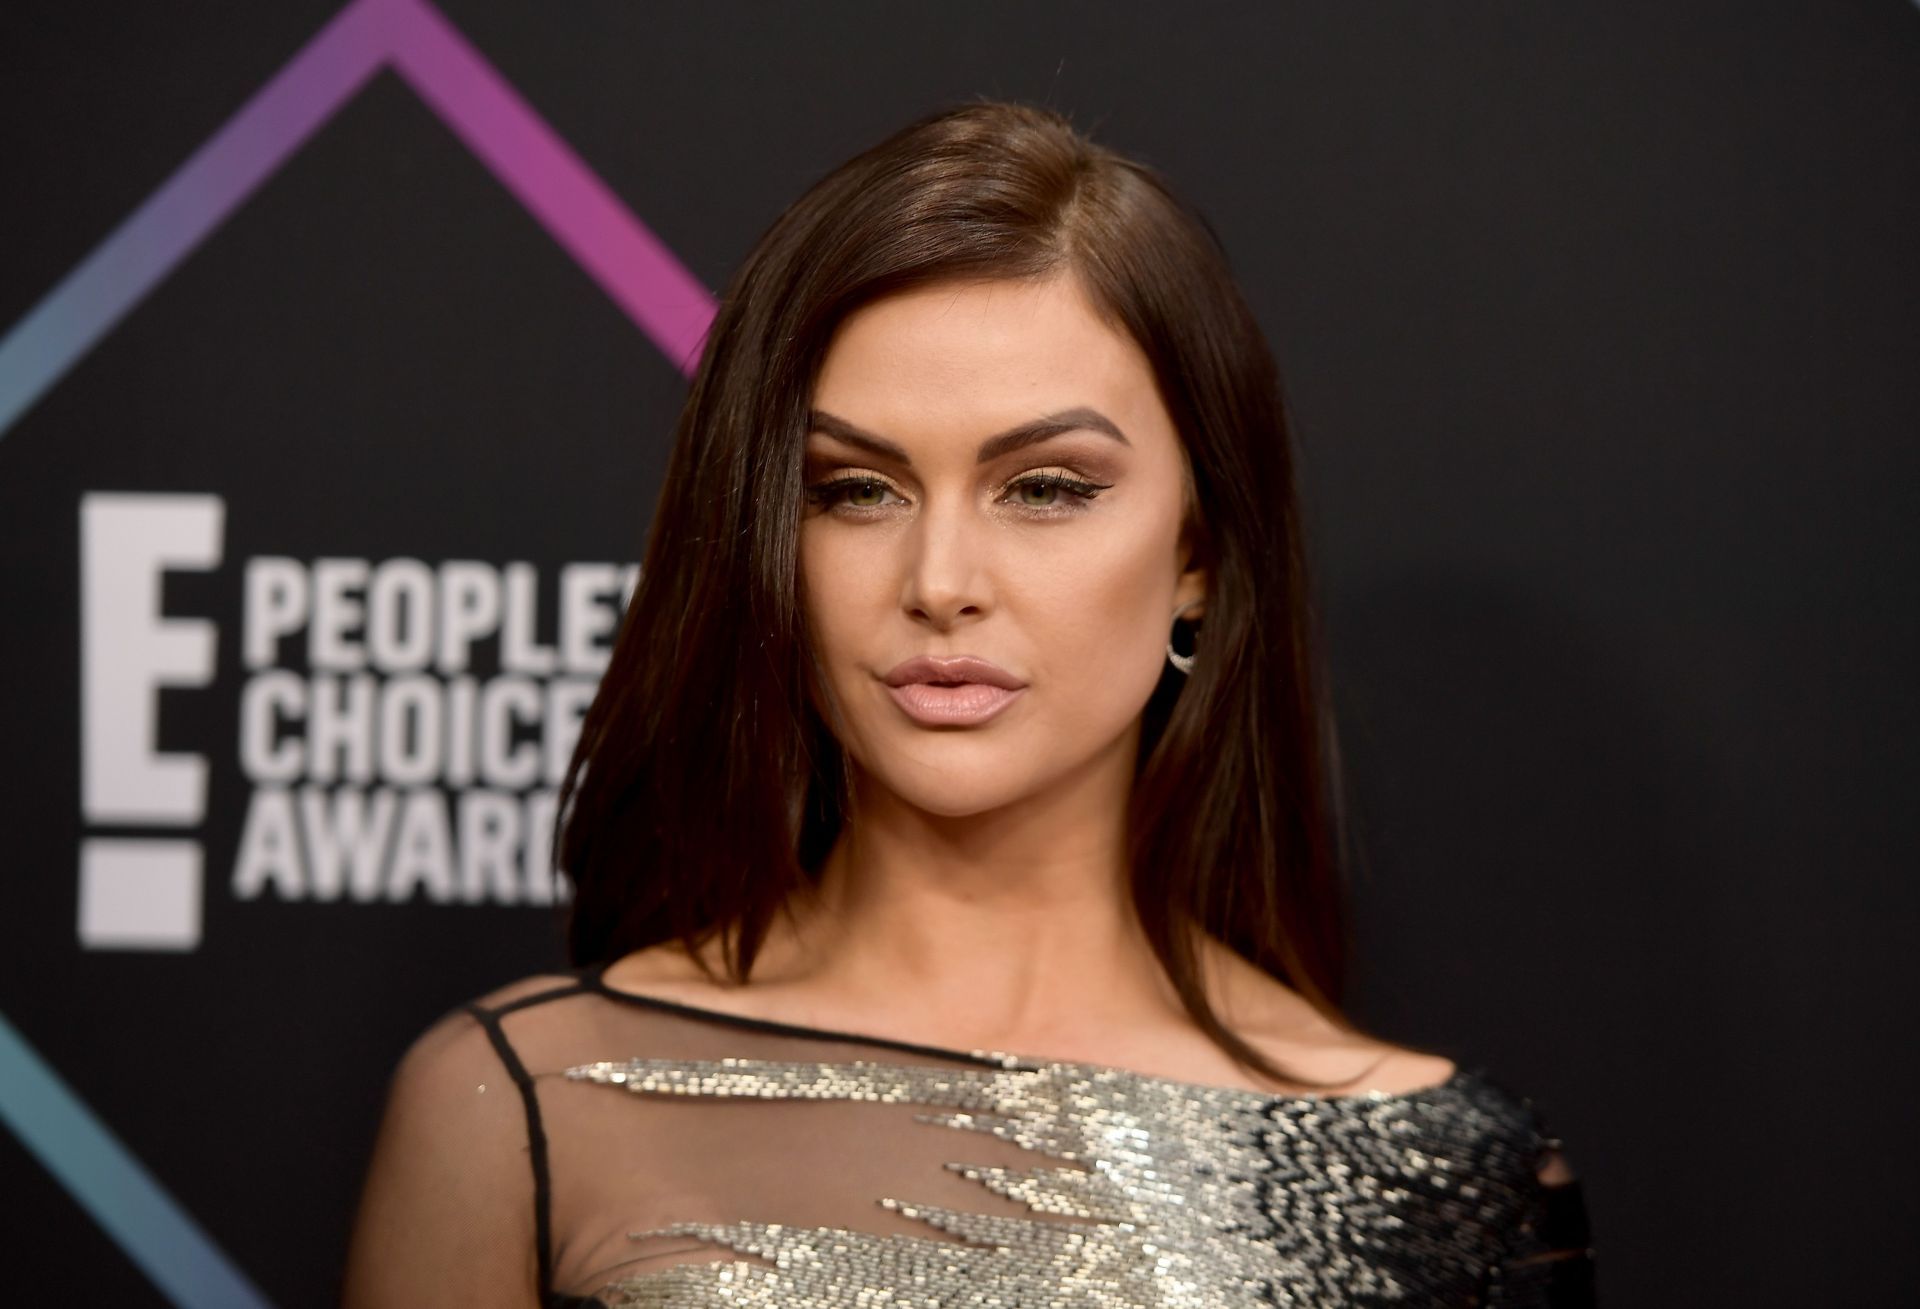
[3,2,1915,1305]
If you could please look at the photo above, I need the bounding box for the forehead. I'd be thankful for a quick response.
[810,274,1171,449]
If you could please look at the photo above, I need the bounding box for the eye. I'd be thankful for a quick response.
[805,473,906,514]
[1000,471,1112,513]
[840,479,890,508]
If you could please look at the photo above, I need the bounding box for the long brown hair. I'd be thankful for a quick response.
[555,101,1357,1083]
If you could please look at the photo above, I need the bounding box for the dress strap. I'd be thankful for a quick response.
[462,999,559,1299]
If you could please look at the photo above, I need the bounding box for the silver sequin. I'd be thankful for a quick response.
[561,1054,1566,1307]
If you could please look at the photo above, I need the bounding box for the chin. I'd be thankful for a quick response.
[859,749,1055,820]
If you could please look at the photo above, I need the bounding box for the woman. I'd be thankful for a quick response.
[343,101,1595,1307]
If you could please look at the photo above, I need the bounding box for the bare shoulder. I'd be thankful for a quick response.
[1206,944,1457,1096]
[1333,1042,1459,1096]
[599,940,742,1004]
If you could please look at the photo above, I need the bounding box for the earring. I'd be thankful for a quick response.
[1167,601,1201,675]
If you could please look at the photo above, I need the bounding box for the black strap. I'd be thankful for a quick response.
[464,1000,558,1298]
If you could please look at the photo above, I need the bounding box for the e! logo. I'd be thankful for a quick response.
[78,493,224,949]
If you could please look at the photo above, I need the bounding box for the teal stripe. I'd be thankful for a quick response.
[0,1010,273,1308]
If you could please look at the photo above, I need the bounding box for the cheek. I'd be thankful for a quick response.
[799,528,887,687]
[1019,524,1179,719]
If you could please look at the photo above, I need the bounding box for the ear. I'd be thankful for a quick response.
[1173,563,1209,622]
[1174,518,1208,621]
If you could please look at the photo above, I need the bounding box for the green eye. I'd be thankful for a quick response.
[1003,472,1109,511]
[806,474,901,512]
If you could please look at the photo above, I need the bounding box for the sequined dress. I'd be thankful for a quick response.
[423,964,1595,1307]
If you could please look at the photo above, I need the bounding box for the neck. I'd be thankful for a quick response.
[762,730,1188,1049]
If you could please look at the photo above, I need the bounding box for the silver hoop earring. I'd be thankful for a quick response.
[1167,602,1201,675]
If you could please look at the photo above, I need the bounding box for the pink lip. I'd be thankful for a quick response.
[882,655,1028,727]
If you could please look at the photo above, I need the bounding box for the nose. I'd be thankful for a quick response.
[900,493,990,631]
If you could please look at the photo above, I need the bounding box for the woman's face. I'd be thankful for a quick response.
[801,272,1205,819]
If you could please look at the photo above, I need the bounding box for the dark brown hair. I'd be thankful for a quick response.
[555,100,1357,1083]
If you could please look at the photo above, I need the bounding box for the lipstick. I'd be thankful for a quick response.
[881,655,1027,727]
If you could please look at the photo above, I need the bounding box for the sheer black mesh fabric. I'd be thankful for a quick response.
[366,966,1595,1307]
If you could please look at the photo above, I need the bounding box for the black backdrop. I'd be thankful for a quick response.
[3,2,1916,1304]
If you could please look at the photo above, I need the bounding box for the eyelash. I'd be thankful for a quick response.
[804,470,1113,517]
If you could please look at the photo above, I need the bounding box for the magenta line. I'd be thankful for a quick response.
[386,0,716,375]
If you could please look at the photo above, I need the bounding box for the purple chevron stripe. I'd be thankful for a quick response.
[386,0,715,372]
[0,0,716,439]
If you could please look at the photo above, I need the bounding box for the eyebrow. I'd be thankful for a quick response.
[805,406,1131,464]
